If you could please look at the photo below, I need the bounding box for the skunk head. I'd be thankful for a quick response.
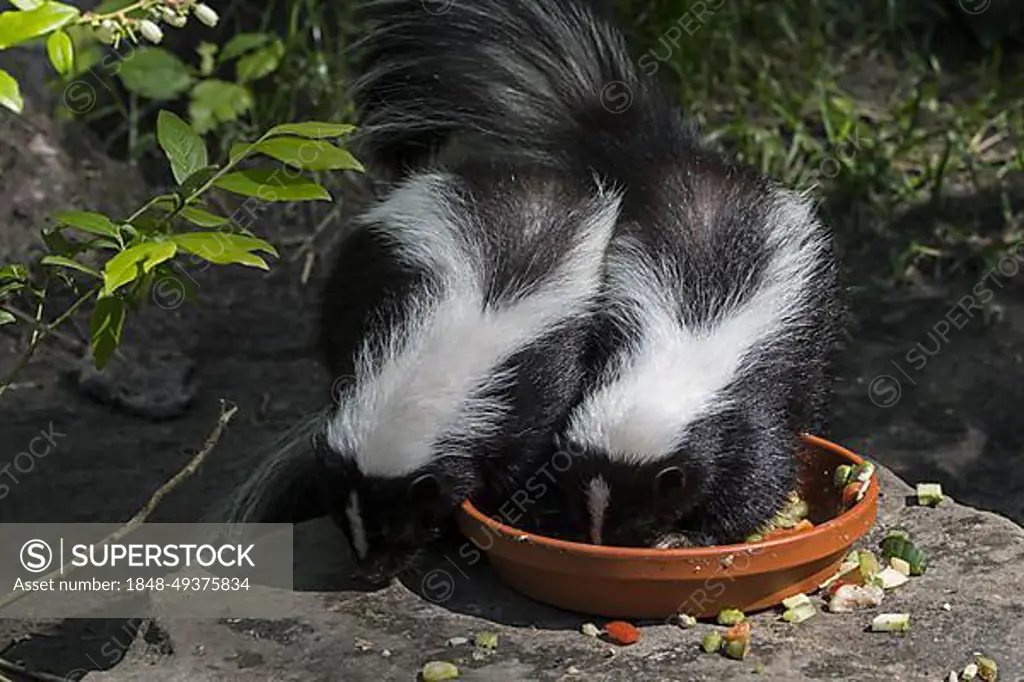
[313,433,468,581]
[544,433,712,548]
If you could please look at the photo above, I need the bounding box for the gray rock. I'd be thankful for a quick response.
[86,466,1024,681]
[72,347,197,420]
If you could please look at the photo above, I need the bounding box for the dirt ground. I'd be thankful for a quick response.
[2,73,1024,680]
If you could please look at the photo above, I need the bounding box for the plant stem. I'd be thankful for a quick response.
[0,285,100,398]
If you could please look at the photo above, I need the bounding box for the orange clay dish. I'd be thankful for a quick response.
[455,434,880,619]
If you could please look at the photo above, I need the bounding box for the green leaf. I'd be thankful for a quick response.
[41,255,101,278]
[0,2,80,49]
[180,205,229,227]
[188,79,253,135]
[0,264,28,282]
[265,122,355,139]
[170,232,275,269]
[45,29,73,77]
[0,281,26,299]
[218,32,271,62]
[53,211,120,240]
[9,0,43,10]
[240,137,364,172]
[117,48,194,100]
[0,310,15,326]
[102,241,178,295]
[236,39,284,84]
[89,295,125,370]
[214,167,331,202]
[157,110,209,186]
[177,165,219,198]
[0,68,23,113]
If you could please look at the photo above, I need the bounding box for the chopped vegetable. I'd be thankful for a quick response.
[701,631,722,654]
[890,557,911,576]
[819,556,861,591]
[916,482,944,507]
[827,584,884,613]
[721,554,735,568]
[764,519,814,540]
[823,569,865,597]
[782,602,817,624]
[717,608,746,625]
[858,550,881,581]
[834,464,853,488]
[842,481,864,508]
[604,621,641,646]
[672,614,697,628]
[869,613,910,632]
[581,623,600,637]
[962,663,978,680]
[723,621,751,642]
[875,567,909,590]
[853,461,875,483]
[474,632,498,649]
[753,661,766,674]
[722,638,749,660]
[744,533,764,543]
[976,655,998,681]
[948,671,959,682]
[446,637,469,647]
[421,661,460,681]
[781,593,811,610]
[880,532,927,575]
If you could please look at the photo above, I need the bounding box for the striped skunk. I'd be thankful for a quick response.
[348,0,842,548]
[226,0,622,577]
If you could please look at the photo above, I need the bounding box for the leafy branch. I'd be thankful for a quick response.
[0,111,361,391]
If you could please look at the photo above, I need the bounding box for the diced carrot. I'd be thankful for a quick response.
[604,621,641,645]
[723,621,751,642]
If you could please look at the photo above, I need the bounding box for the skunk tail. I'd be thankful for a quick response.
[348,0,685,175]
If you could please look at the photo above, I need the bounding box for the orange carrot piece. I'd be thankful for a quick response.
[723,621,751,642]
[604,621,641,645]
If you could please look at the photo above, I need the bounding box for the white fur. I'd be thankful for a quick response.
[345,491,369,559]
[586,476,611,544]
[326,172,621,477]
[565,190,828,461]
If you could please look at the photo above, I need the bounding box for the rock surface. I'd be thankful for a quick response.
[86,466,1024,682]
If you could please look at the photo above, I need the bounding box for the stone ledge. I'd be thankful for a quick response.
[88,466,1024,681]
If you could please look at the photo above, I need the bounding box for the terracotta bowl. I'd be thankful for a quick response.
[455,434,879,619]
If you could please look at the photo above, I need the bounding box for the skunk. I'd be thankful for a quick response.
[227,77,620,579]
[346,0,842,548]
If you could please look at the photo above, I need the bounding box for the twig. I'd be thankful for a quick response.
[0,285,100,398]
[0,657,69,682]
[0,401,239,613]
[0,305,85,352]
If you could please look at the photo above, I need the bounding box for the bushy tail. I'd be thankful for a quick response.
[221,409,331,526]
[349,0,681,174]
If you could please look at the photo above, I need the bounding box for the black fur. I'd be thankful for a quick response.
[347,0,842,548]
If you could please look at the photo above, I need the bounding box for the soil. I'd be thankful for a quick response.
[2,54,1024,682]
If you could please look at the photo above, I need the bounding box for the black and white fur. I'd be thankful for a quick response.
[228,11,623,575]
[346,0,842,548]
[310,170,618,577]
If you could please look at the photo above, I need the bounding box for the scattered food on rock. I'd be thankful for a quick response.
[890,556,912,576]
[975,654,998,681]
[671,613,697,628]
[474,632,498,650]
[880,530,927,575]
[827,584,884,613]
[916,482,945,507]
[723,621,751,642]
[722,637,750,660]
[875,566,909,589]
[445,637,469,647]
[962,663,979,680]
[869,613,910,633]
[716,608,745,625]
[603,621,641,646]
[354,638,373,652]
[701,631,722,654]
[421,661,460,681]
[580,623,601,637]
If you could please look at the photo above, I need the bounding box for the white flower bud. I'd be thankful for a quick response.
[95,20,117,44]
[192,3,218,27]
[161,7,187,27]
[139,19,164,44]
